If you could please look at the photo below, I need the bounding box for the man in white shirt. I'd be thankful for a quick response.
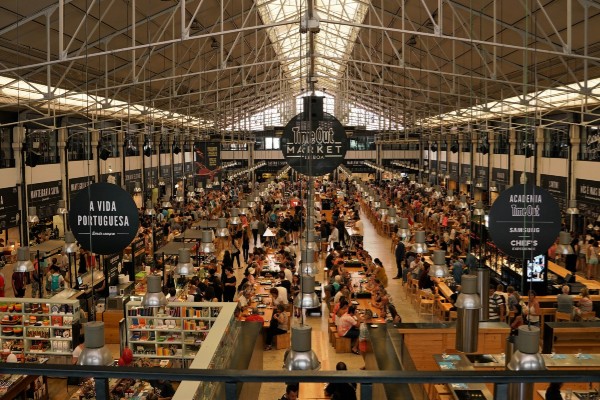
[280,263,293,283]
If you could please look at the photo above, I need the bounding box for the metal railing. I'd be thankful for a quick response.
[1,363,599,400]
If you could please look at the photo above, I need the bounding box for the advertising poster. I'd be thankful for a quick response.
[27,180,62,220]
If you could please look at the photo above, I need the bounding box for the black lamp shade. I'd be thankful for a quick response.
[479,142,489,154]
[25,151,40,167]
[430,143,438,152]
[144,146,152,157]
[450,142,459,153]
[524,146,534,158]
[173,145,181,154]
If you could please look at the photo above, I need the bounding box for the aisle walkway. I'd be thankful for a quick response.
[256,210,429,399]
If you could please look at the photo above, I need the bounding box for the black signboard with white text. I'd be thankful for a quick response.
[513,170,535,187]
[103,252,123,292]
[343,160,375,173]
[460,164,471,183]
[492,167,510,191]
[160,165,172,187]
[439,161,448,176]
[576,178,600,206]
[488,184,561,259]
[257,160,288,173]
[69,183,140,255]
[100,172,121,186]
[583,130,600,160]
[281,96,348,176]
[123,169,142,194]
[144,167,158,188]
[69,176,95,205]
[28,180,62,220]
[475,166,488,190]
[540,174,567,210]
[0,187,19,228]
[449,162,459,180]
[173,163,183,180]
[184,162,193,176]
[430,160,438,174]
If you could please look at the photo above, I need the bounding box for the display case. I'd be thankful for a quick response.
[0,298,81,360]
[125,301,230,368]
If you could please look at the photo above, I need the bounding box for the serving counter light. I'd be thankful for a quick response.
[14,247,34,272]
[141,275,167,308]
[144,200,156,216]
[77,322,113,366]
[446,189,455,202]
[455,275,481,353]
[239,200,249,215]
[175,248,193,276]
[200,230,216,254]
[161,197,172,208]
[387,208,398,225]
[27,207,39,224]
[556,231,574,255]
[473,201,486,217]
[215,218,230,238]
[397,218,411,239]
[429,250,449,278]
[229,208,241,225]
[133,182,142,193]
[458,195,469,209]
[412,231,428,253]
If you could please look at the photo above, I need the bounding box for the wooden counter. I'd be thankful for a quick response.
[396,322,510,371]
[96,309,124,344]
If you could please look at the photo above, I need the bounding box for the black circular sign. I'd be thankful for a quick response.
[281,113,348,176]
[487,184,561,259]
[69,183,140,255]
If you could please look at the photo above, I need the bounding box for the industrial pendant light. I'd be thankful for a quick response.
[200,230,216,253]
[411,231,428,253]
[144,200,156,216]
[299,249,318,277]
[215,218,230,238]
[305,231,320,252]
[239,200,249,215]
[57,200,68,216]
[282,325,321,371]
[446,189,455,202]
[489,181,498,192]
[27,207,39,224]
[14,247,34,272]
[428,250,449,278]
[63,231,78,254]
[133,182,142,193]
[293,275,320,310]
[556,231,574,255]
[175,248,193,276]
[229,208,241,225]
[566,199,579,215]
[195,182,203,193]
[458,195,469,210]
[141,275,167,308]
[387,207,398,225]
[473,201,486,216]
[161,196,172,208]
[397,218,411,239]
[77,322,113,366]
[455,275,481,352]
[507,326,546,399]
[186,185,196,198]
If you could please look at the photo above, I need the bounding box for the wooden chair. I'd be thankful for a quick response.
[555,311,572,322]
[418,290,435,316]
[580,311,597,321]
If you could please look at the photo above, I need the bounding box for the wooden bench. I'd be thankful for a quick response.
[542,322,600,353]
[333,332,352,353]
[329,326,337,345]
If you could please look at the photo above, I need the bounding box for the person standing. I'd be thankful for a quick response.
[488,285,506,322]
[11,270,27,297]
[393,239,405,279]
[250,216,259,247]
[222,268,237,302]
[241,227,250,264]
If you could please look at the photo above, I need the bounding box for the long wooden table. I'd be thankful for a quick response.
[548,261,600,291]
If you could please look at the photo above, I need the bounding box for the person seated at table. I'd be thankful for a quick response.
[277,271,292,300]
[373,258,388,288]
[380,295,401,323]
[331,297,347,320]
[265,304,288,350]
[325,362,357,400]
[279,383,299,400]
[556,285,574,315]
[334,287,350,305]
[269,286,288,307]
[238,287,254,308]
[418,263,435,291]
[329,259,345,279]
[337,305,363,354]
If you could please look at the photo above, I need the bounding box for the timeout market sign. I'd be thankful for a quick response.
[281,96,348,176]
[69,183,140,255]
[488,184,561,259]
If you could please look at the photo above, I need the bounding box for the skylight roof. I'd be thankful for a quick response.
[257,0,368,93]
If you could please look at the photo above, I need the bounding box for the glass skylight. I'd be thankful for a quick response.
[257,0,368,93]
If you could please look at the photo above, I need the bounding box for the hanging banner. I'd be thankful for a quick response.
[488,184,561,259]
[281,96,348,176]
[475,166,488,189]
[69,176,95,204]
[343,160,376,173]
[0,187,19,228]
[28,180,62,220]
[194,141,221,185]
[69,183,140,255]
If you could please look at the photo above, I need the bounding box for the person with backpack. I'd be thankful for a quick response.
[46,265,65,293]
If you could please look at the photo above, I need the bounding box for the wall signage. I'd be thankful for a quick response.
[449,163,459,179]
[460,164,471,183]
[100,172,121,185]
[540,174,567,210]
[124,169,142,194]
[0,187,19,228]
[492,168,509,184]
[584,131,600,160]
[69,176,95,204]
[69,183,140,255]
[513,170,535,186]
[104,252,123,288]
[144,167,158,188]
[576,178,600,206]
[281,96,348,176]
[28,180,62,220]
[488,184,561,259]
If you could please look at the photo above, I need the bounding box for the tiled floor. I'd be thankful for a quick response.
[256,210,430,399]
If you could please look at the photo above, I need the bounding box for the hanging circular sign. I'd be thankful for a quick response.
[69,183,140,255]
[487,184,561,259]
[281,112,348,176]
